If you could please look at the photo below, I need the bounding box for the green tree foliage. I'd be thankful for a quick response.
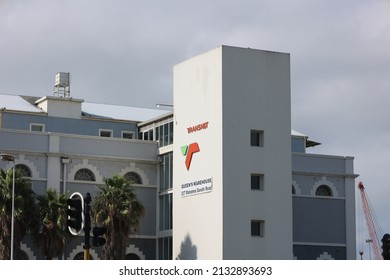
[92,174,145,260]
[0,169,38,260]
[35,189,70,259]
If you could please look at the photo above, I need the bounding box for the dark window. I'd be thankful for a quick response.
[250,130,264,147]
[122,131,134,139]
[315,185,332,197]
[124,171,142,184]
[169,122,174,145]
[15,164,32,177]
[160,153,173,191]
[159,193,172,231]
[158,236,172,260]
[156,121,174,147]
[30,123,44,132]
[251,174,264,190]
[74,168,96,181]
[163,123,169,145]
[99,130,112,137]
[142,129,154,141]
[251,220,264,237]
[292,185,296,195]
[126,253,141,260]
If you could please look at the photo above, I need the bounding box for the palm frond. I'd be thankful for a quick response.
[91,174,145,259]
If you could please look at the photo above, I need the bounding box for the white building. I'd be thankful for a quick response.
[173,46,293,259]
[0,45,357,260]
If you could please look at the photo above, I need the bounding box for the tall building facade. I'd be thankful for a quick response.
[173,46,292,259]
[291,132,356,259]
[0,46,357,260]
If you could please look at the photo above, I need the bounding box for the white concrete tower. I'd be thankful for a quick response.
[173,46,292,259]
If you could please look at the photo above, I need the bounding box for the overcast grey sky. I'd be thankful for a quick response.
[1,0,389,258]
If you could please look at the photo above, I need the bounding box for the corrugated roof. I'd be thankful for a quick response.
[291,129,307,137]
[0,94,42,113]
[0,94,319,145]
[0,93,171,122]
[82,102,172,122]
[291,129,321,147]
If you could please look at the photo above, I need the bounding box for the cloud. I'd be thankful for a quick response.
[1,0,389,255]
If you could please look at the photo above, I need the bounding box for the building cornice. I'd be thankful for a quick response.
[292,170,359,179]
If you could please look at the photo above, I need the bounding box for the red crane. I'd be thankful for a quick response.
[358,182,383,260]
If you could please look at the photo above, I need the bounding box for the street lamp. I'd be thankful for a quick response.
[156,103,173,108]
[1,153,15,260]
[366,239,373,260]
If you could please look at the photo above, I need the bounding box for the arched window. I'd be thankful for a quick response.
[292,185,296,195]
[74,168,96,181]
[315,185,333,197]
[15,164,32,177]
[126,253,141,260]
[124,171,142,184]
[73,252,94,260]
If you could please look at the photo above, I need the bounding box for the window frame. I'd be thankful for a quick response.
[315,185,333,197]
[74,168,96,181]
[159,193,172,231]
[15,164,32,178]
[99,129,113,138]
[250,130,264,147]
[251,173,264,191]
[124,171,143,185]
[30,123,45,132]
[160,152,173,191]
[121,131,135,139]
[251,220,265,237]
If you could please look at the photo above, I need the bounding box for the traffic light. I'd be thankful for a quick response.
[382,233,390,260]
[67,195,84,235]
[93,227,107,247]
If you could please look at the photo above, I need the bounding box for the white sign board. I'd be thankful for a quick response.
[181,177,213,197]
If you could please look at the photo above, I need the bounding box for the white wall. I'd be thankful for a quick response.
[173,46,293,260]
[221,46,292,259]
[36,96,83,119]
[173,47,224,259]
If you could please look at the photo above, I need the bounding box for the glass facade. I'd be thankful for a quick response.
[160,153,173,191]
[138,118,173,147]
[139,128,154,141]
[158,237,172,260]
[139,117,174,259]
[156,121,173,147]
[158,150,173,259]
[159,193,172,231]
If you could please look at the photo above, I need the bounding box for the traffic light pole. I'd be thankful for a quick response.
[67,192,84,235]
[382,233,390,260]
[83,193,91,260]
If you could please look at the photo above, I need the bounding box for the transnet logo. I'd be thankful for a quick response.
[181,142,200,170]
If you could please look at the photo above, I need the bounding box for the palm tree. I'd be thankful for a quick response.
[0,168,38,260]
[91,174,145,260]
[35,189,70,259]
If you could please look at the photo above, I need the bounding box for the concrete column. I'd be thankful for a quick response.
[345,156,357,259]
[47,135,61,192]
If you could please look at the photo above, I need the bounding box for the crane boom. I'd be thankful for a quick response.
[358,182,383,260]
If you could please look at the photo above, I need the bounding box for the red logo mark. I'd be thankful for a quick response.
[181,142,200,170]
